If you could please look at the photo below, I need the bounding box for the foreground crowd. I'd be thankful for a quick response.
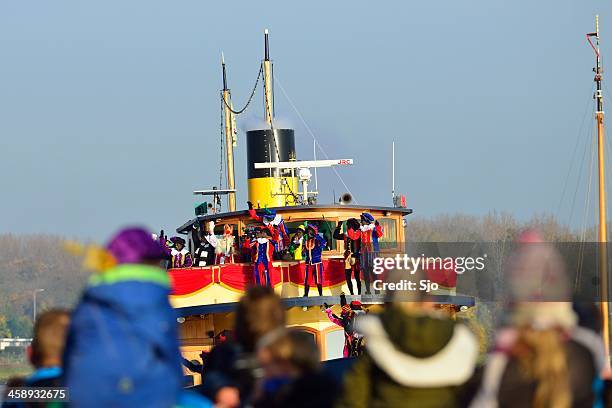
[2,227,611,407]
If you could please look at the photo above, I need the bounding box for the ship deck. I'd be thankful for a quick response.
[174,293,476,317]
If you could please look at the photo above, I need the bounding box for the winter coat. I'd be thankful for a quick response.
[470,326,605,408]
[199,341,259,404]
[63,264,183,408]
[336,307,478,408]
[253,371,340,408]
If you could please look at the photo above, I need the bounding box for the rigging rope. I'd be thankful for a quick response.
[601,120,612,242]
[221,64,263,115]
[263,75,300,205]
[576,123,597,287]
[568,103,594,229]
[274,74,358,204]
[557,87,595,220]
[219,93,225,191]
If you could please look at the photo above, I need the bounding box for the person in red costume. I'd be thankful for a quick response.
[240,227,255,263]
[359,212,383,294]
[247,201,289,253]
[324,294,367,358]
[333,218,363,295]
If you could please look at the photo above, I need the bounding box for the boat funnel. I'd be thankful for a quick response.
[247,128,298,207]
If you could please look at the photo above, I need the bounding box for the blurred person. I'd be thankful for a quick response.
[1,310,70,408]
[170,236,193,268]
[62,227,211,407]
[336,269,479,408]
[252,328,339,408]
[26,310,70,388]
[200,286,286,407]
[182,331,232,377]
[470,230,606,408]
[1,378,25,408]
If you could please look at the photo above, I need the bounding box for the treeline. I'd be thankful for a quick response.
[405,211,585,242]
[0,234,90,338]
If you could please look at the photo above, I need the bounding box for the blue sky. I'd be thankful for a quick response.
[1,0,611,241]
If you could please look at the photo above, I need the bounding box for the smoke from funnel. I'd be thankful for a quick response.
[239,115,295,132]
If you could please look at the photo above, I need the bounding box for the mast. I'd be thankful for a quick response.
[392,141,395,204]
[263,29,274,126]
[221,52,237,212]
[588,15,610,367]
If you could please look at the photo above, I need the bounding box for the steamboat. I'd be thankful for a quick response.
[166,30,475,384]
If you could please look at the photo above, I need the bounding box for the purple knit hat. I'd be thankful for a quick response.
[106,227,169,264]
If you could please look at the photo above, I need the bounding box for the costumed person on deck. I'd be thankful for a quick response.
[288,224,306,261]
[324,294,367,358]
[251,227,274,287]
[155,229,171,269]
[303,224,326,297]
[240,227,255,263]
[215,224,235,264]
[359,212,383,294]
[169,236,193,268]
[195,221,217,266]
[247,201,289,253]
[333,218,362,295]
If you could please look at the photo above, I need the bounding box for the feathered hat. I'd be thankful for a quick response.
[350,300,363,310]
[262,208,277,220]
[360,212,375,224]
[169,236,186,246]
[306,224,318,235]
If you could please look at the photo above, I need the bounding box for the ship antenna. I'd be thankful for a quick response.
[222,51,228,91]
[221,52,237,211]
[588,14,610,369]
[263,28,274,125]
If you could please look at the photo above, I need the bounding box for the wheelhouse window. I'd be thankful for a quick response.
[324,329,345,360]
[284,220,337,251]
[377,218,397,243]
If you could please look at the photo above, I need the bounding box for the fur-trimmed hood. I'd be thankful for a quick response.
[356,310,478,387]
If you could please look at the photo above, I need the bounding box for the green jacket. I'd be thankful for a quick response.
[335,307,478,408]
